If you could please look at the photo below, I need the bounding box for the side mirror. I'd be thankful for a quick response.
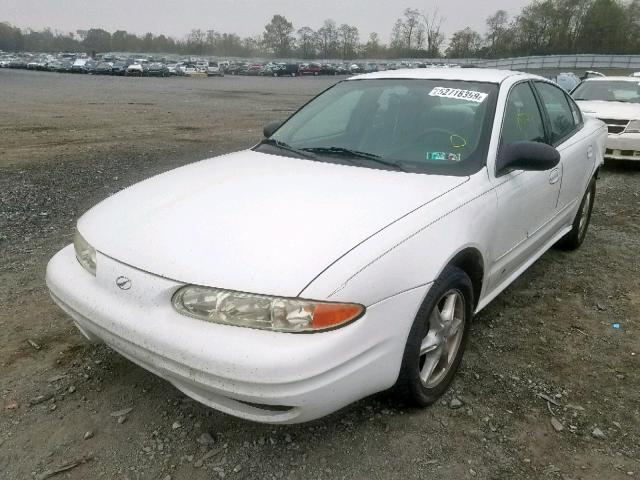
[496,141,560,175]
[263,121,282,138]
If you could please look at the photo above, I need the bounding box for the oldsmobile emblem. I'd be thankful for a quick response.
[115,276,132,290]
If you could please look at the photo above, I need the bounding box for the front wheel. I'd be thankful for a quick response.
[395,266,473,406]
[557,177,596,250]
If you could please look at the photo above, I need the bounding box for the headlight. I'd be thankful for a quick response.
[626,120,640,133]
[73,231,96,276]
[172,286,364,333]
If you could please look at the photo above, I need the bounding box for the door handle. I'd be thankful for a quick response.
[587,145,594,159]
[549,168,560,184]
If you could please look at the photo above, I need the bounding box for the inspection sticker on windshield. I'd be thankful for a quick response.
[429,87,488,103]
[426,152,461,162]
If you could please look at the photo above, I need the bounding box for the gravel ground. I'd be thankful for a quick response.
[0,69,639,480]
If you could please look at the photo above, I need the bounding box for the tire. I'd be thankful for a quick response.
[395,266,473,406]
[557,176,596,250]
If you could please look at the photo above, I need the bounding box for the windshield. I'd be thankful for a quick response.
[258,79,498,175]
[572,80,640,103]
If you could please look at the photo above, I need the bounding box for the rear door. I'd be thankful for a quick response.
[533,81,593,218]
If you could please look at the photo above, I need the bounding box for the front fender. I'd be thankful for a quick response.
[300,171,497,307]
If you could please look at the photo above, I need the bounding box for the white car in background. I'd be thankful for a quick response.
[47,69,606,424]
[572,76,640,161]
[555,72,581,92]
[125,63,144,77]
[166,63,180,76]
[206,61,224,77]
[179,63,199,76]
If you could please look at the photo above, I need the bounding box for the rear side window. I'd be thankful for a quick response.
[567,95,583,126]
[535,82,577,143]
[501,82,546,146]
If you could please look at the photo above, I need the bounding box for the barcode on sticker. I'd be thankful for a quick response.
[429,87,488,103]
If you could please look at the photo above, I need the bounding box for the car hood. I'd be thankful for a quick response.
[79,150,468,297]
[575,100,640,120]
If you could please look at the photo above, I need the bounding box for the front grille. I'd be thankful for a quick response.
[598,118,630,135]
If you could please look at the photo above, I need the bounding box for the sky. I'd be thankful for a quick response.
[1,0,532,41]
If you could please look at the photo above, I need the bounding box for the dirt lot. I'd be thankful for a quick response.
[1,69,638,480]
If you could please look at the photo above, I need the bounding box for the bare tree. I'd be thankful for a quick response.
[401,8,423,51]
[297,26,316,58]
[186,28,205,55]
[486,10,508,55]
[365,32,382,57]
[338,24,359,59]
[316,19,338,59]
[422,9,444,57]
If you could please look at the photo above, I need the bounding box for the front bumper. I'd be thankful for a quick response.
[604,132,640,161]
[46,245,427,424]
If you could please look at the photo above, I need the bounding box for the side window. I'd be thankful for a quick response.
[535,82,577,143]
[501,82,546,146]
[567,94,583,126]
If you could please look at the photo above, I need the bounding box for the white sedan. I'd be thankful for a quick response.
[47,69,606,424]
[572,76,640,161]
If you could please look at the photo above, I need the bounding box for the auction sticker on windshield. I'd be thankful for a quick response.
[429,87,488,103]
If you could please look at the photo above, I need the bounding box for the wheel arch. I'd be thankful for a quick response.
[443,247,485,310]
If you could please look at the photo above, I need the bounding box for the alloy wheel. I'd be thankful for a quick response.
[419,289,466,388]
[578,190,592,238]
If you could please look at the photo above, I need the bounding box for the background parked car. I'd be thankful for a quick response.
[572,76,640,161]
[147,62,169,77]
[555,72,581,92]
[272,63,300,77]
[244,64,264,76]
[46,60,62,72]
[226,62,247,75]
[299,62,322,75]
[85,60,98,74]
[9,58,27,68]
[206,61,224,77]
[125,62,144,77]
[111,61,128,76]
[57,59,74,73]
[95,62,114,75]
[71,58,88,73]
[180,62,199,76]
[165,63,180,76]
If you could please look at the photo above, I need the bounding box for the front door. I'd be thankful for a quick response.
[488,81,562,290]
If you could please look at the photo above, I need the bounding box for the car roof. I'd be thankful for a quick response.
[348,68,529,83]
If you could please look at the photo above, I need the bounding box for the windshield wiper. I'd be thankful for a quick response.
[301,147,406,172]
[258,138,316,159]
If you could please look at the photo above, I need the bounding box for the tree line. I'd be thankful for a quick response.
[1,0,639,59]
[449,0,640,58]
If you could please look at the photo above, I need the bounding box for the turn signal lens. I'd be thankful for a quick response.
[312,304,364,329]
[73,231,96,276]
[172,286,364,333]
